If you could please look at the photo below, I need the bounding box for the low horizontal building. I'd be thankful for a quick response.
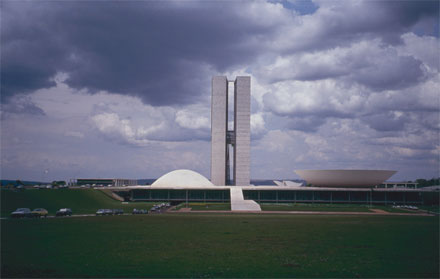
[76,178,137,187]
[108,170,439,207]
[112,185,437,206]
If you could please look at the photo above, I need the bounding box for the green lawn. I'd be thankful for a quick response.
[259,203,420,213]
[378,206,423,214]
[1,214,438,278]
[418,205,440,214]
[175,202,231,211]
[0,189,156,216]
[260,203,373,212]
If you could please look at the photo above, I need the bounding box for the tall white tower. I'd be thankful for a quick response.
[211,76,250,186]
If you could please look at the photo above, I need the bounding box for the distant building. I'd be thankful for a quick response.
[75,178,137,187]
[274,180,303,187]
[379,181,419,189]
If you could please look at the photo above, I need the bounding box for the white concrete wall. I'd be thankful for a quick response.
[230,187,261,211]
[211,76,228,186]
[233,76,251,186]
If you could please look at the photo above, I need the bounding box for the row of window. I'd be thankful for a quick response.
[243,190,423,203]
[131,189,230,201]
[130,189,435,204]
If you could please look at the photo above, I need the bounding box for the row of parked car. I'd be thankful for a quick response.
[11,204,171,218]
[95,208,152,215]
[132,209,149,214]
[96,209,124,216]
[10,208,72,218]
[33,185,69,189]
[392,205,419,210]
[150,203,171,212]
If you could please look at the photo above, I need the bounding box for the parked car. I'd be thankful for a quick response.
[96,209,113,216]
[56,208,72,216]
[132,209,148,214]
[96,209,106,216]
[11,208,32,218]
[31,208,48,218]
[113,209,124,215]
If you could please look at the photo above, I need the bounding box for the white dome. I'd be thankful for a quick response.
[152,169,214,187]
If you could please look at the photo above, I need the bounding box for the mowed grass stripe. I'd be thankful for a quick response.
[1,214,438,278]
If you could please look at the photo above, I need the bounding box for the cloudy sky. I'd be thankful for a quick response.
[1,0,439,182]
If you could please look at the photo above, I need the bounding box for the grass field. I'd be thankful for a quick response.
[260,203,373,212]
[0,189,156,216]
[1,214,438,278]
[418,205,440,214]
[259,203,426,213]
[175,202,231,211]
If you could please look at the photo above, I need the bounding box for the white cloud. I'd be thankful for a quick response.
[263,79,364,118]
[91,112,139,144]
[398,33,440,71]
[251,113,266,136]
[175,107,210,130]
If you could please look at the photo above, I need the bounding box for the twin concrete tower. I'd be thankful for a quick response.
[211,76,250,186]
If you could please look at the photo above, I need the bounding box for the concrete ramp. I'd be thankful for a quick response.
[230,187,261,211]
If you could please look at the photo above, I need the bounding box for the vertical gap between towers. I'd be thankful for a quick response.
[227,81,235,185]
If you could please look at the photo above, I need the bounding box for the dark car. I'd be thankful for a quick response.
[11,208,32,218]
[96,209,113,216]
[113,209,124,215]
[96,209,107,216]
[56,208,72,216]
[151,204,164,212]
[132,209,148,214]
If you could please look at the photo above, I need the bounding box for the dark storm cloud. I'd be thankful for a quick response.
[283,0,439,55]
[361,112,407,132]
[361,0,439,43]
[1,95,46,118]
[2,0,438,106]
[379,0,440,30]
[351,55,425,91]
[1,1,271,105]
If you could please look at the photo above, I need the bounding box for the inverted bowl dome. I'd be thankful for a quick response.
[152,169,214,187]
[295,170,396,188]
